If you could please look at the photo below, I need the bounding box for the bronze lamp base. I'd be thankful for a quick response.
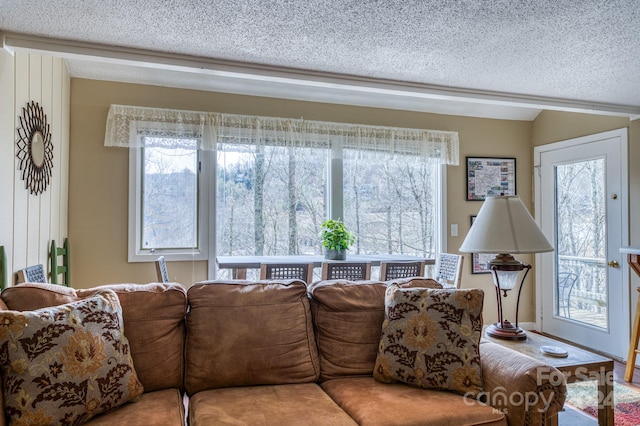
[485,320,527,340]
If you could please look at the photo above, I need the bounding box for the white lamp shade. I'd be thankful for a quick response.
[459,196,553,254]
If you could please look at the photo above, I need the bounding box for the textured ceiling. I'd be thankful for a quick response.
[1,0,639,120]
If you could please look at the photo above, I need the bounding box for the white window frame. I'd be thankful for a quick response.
[128,126,210,262]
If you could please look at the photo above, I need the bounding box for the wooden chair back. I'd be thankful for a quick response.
[259,263,314,284]
[379,261,426,281]
[155,256,170,283]
[50,238,70,286]
[321,261,371,281]
[435,253,464,288]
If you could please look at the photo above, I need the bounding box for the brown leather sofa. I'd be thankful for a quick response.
[0,279,566,425]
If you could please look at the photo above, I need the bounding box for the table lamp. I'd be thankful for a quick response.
[459,195,553,340]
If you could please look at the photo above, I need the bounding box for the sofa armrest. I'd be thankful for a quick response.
[480,341,566,426]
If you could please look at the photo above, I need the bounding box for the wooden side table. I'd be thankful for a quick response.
[484,329,614,426]
[620,247,640,382]
[627,287,640,381]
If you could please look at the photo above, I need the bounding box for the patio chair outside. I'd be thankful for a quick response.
[557,272,579,317]
[321,261,371,281]
[260,263,314,284]
[379,261,426,281]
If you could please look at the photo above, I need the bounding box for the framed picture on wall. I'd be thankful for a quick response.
[466,157,516,201]
[470,215,494,274]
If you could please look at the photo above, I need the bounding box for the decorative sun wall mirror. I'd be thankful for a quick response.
[16,101,53,195]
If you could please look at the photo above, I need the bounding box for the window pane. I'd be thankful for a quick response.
[142,137,198,250]
[343,152,438,257]
[216,143,327,257]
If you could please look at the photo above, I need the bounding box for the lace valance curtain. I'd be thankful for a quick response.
[104,104,459,165]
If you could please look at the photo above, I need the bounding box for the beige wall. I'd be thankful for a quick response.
[0,50,70,286]
[69,78,535,323]
[532,110,632,146]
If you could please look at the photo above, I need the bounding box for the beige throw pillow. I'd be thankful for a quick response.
[0,290,144,425]
[374,285,484,397]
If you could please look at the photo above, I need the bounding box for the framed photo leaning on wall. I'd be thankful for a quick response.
[466,157,516,201]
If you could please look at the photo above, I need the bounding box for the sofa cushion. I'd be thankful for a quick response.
[189,383,357,425]
[309,280,387,381]
[322,377,506,426]
[79,283,187,392]
[1,282,188,392]
[185,280,319,395]
[309,279,442,381]
[374,285,484,397]
[85,388,185,426]
[0,290,144,425]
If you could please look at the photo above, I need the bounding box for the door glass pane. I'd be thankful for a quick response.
[554,158,607,329]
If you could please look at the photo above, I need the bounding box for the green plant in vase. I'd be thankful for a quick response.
[321,219,355,260]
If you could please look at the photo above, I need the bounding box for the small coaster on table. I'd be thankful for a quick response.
[540,345,569,357]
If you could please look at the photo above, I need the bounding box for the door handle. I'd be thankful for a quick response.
[608,260,620,268]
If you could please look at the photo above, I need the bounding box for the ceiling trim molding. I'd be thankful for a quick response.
[3,31,639,119]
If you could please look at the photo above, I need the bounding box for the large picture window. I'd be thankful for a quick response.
[214,144,441,276]
[115,105,458,275]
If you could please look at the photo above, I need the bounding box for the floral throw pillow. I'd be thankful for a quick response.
[374,285,484,397]
[0,290,144,425]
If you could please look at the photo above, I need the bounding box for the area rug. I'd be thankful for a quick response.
[565,380,640,425]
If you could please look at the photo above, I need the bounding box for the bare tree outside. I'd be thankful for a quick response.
[555,158,606,326]
[253,145,266,256]
[213,143,439,279]
[142,138,441,276]
[343,152,437,257]
[142,138,198,250]
[288,148,299,254]
[216,143,326,258]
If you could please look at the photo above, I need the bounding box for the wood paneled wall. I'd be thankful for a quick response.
[0,50,70,286]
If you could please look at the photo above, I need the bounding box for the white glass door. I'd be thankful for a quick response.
[535,129,628,358]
